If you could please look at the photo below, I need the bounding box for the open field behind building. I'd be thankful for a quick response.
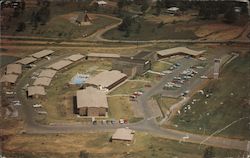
[168,53,250,140]
[2,130,246,158]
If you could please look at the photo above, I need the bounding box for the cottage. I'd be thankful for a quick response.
[112,128,135,142]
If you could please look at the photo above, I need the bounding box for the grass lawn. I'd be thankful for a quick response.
[168,54,250,139]
[151,61,171,72]
[107,96,136,121]
[110,81,147,95]
[134,72,163,83]
[154,95,181,116]
[3,132,246,158]
[103,19,198,41]
[38,59,112,123]
[3,10,119,39]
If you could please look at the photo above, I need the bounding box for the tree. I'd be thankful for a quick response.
[16,22,26,32]
[118,16,132,31]
[117,0,125,10]
[79,150,89,158]
[224,7,239,23]
[155,0,162,16]
[136,22,141,34]
[203,146,215,158]
[141,0,149,14]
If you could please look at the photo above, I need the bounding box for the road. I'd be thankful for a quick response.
[12,54,249,153]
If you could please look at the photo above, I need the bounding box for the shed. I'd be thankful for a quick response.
[112,128,135,142]
[76,87,108,116]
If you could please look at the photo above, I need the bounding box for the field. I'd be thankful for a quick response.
[151,61,171,72]
[109,81,147,95]
[37,59,112,123]
[154,95,181,116]
[3,12,118,39]
[134,72,163,83]
[103,19,198,41]
[2,130,246,158]
[168,53,250,139]
[107,96,138,122]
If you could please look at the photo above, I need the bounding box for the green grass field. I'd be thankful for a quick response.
[5,15,118,39]
[3,132,246,158]
[154,95,180,116]
[169,54,250,139]
[110,81,147,95]
[107,96,136,122]
[151,61,171,72]
[103,19,198,41]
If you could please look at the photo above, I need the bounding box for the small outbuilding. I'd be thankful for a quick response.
[76,87,108,116]
[75,11,92,26]
[111,128,135,142]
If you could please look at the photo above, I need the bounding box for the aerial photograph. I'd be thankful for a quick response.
[0,0,250,157]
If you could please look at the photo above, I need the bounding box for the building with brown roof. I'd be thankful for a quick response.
[33,77,52,86]
[27,86,46,98]
[48,60,73,70]
[38,69,57,78]
[112,57,151,77]
[16,57,37,65]
[65,54,84,62]
[87,53,120,58]
[85,70,127,90]
[76,87,108,116]
[6,64,22,74]
[157,47,206,58]
[0,74,19,86]
[112,128,135,142]
[30,49,54,59]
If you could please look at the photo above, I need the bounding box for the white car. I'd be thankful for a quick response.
[33,104,42,108]
[119,119,124,124]
[200,75,208,79]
